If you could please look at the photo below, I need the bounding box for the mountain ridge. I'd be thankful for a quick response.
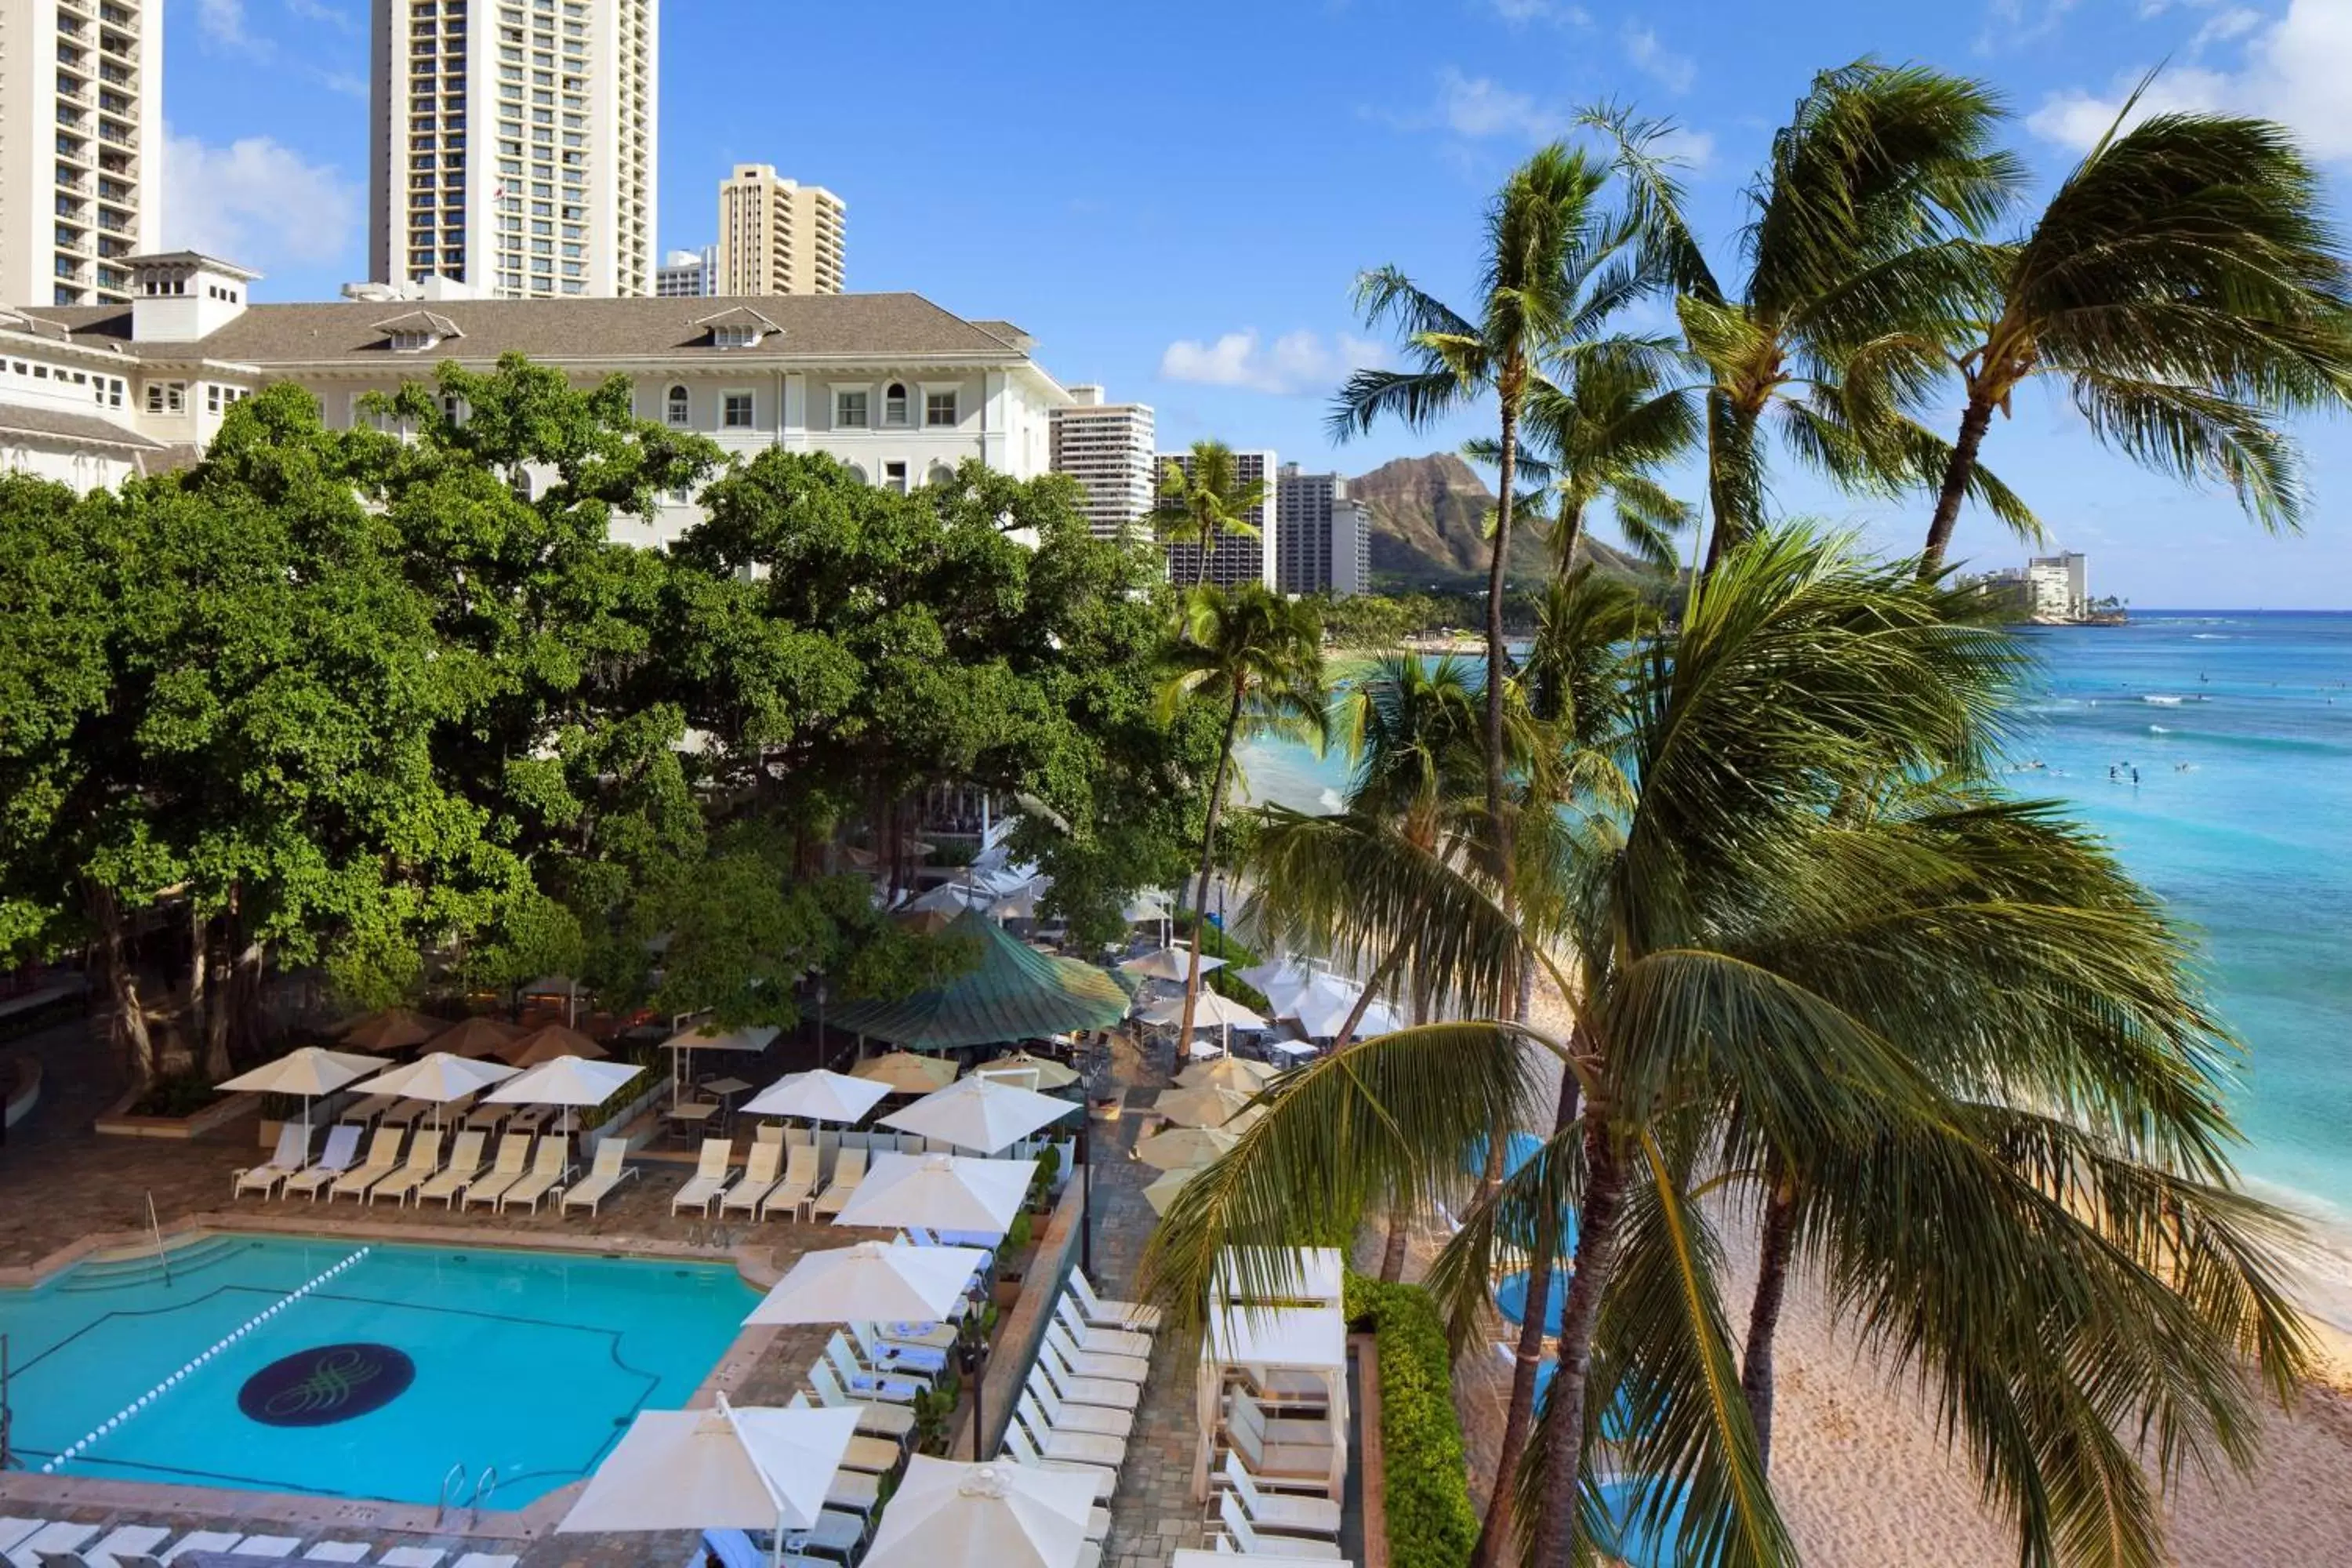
[1346,452,1639,586]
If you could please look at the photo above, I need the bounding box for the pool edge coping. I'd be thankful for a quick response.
[0,1212,793,1543]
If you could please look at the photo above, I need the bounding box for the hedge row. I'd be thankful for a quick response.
[1346,1272,1479,1568]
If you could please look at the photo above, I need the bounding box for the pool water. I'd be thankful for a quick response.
[0,1235,756,1507]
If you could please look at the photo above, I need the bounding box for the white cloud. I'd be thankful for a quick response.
[1159,330,1391,397]
[1432,68,1570,140]
[1650,125,1715,170]
[2027,0,2352,162]
[162,134,360,269]
[198,0,256,47]
[1621,25,1695,94]
[1489,0,1591,25]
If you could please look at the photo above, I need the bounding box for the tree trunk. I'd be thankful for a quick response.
[1740,1172,1800,1472]
[1486,396,1519,848]
[1702,397,1755,575]
[1528,1118,1632,1568]
[187,902,210,1068]
[1378,1209,1411,1283]
[1179,685,1247,1046]
[1472,1058,1582,1568]
[1329,942,1406,1053]
[91,884,156,1086]
[1550,499,1585,580]
[227,930,267,1062]
[1919,391,1997,578]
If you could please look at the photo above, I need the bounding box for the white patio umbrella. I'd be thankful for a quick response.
[347,1051,519,1131]
[216,1046,384,1145]
[1236,956,1313,1003]
[880,1074,1078,1155]
[1142,1164,1207,1217]
[1174,1055,1275,1093]
[485,1055,644,1138]
[1119,944,1224,982]
[557,1394,860,1568]
[741,1069,892,1125]
[1135,1126,1239,1171]
[745,1240,991,1327]
[851,1051,960,1094]
[1289,974,1403,1041]
[985,1050,1079,1091]
[831,1152,1037,1235]
[989,877,1049,922]
[863,1457,1096,1568]
[1138,993,1265,1032]
[1152,1083,1262,1131]
[903,880,991,916]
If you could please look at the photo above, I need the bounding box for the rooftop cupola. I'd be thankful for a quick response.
[128,252,261,344]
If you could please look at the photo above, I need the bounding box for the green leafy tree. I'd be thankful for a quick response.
[1149,440,1269,587]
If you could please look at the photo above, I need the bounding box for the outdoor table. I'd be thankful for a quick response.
[704,1075,751,1100]
[669,1099,719,1135]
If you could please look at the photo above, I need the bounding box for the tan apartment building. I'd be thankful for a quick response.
[716,164,845,296]
[0,0,163,306]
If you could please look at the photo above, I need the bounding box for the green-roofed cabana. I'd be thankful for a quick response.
[829,909,1129,1051]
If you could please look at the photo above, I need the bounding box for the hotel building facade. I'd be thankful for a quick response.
[1047,387,1155,543]
[0,0,164,307]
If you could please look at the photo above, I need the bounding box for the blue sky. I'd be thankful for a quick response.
[165,0,2352,607]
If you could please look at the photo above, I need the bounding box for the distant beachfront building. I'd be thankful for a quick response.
[0,0,165,307]
[365,0,660,299]
[1160,446,1277,590]
[655,245,717,297]
[2027,551,2089,621]
[0,251,1072,543]
[716,165,846,296]
[1273,463,1371,598]
[1049,387,1156,543]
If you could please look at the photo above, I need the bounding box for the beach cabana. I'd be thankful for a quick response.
[1193,1297,1349,1503]
[336,1007,445,1054]
[829,910,1127,1053]
[497,1022,608,1068]
[880,1074,1079,1156]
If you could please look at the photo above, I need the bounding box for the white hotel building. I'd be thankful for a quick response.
[0,252,1074,540]
[0,0,164,307]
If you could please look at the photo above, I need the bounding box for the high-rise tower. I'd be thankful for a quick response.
[715,164,845,296]
[0,0,164,306]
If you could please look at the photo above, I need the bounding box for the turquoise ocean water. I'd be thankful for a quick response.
[1240,611,2352,1325]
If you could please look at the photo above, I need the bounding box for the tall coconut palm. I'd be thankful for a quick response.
[1157,583,1326,1050]
[1149,440,1269,587]
[1916,89,2352,575]
[1589,64,2039,571]
[1152,527,2308,1568]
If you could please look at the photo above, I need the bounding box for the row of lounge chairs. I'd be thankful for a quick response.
[230,1123,641,1214]
[0,1519,513,1567]
[668,1139,866,1221]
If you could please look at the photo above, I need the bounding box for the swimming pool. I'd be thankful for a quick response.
[0,1234,756,1508]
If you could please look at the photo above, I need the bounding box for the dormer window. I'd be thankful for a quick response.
[373,310,463,355]
[695,306,782,352]
[391,330,438,353]
[884,383,909,427]
[713,325,760,349]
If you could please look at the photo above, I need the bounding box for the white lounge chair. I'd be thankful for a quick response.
[1216,1492,1341,1559]
[227,1534,300,1556]
[822,1332,923,1405]
[1044,1322,1149,1384]
[1025,1374,1132,1439]
[1037,1338,1139,1409]
[60,1523,172,1566]
[1014,1392,1126,1468]
[1069,1266,1163,1333]
[1001,1418,1117,1501]
[416,1129,488,1207]
[297,1544,372,1563]
[499,1135,574,1212]
[1054,1295,1151,1360]
[1220,1452,1343,1537]
[5,1520,96,1564]
[717,1141,782,1218]
[156,1533,242,1563]
[367,1128,445,1207]
[786,1392,903,1474]
[849,1319,945,1383]
[810,1146,867,1218]
[1225,1389,1334,1487]
[759,1144,821,1220]
[232,1124,310,1199]
[278,1123,363,1200]
[325,1126,405,1203]
[807,1358,916,1442]
[670,1137,736,1215]
[561,1138,641,1215]
[462,1134,534,1209]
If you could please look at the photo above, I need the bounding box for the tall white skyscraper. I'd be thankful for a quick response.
[368,0,659,299]
[0,0,164,306]
[1050,387,1156,543]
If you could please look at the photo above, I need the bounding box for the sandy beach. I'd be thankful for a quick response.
[1429,989,2352,1567]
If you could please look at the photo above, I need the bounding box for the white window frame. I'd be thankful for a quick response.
[720,389,756,430]
[883,459,909,495]
[145,381,184,414]
[834,387,869,429]
[665,383,690,426]
[882,382,910,428]
[923,388,958,428]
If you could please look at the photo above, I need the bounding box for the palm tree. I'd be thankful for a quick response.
[1149,440,1269,587]
[1590,64,2039,571]
[1152,527,2309,1568]
[1157,583,1326,1050]
[1917,89,2352,575]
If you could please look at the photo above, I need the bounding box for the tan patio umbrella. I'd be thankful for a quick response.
[336,1007,446,1053]
[1135,1126,1239,1171]
[498,1022,609,1067]
[1152,1084,1261,1130]
[851,1051,959,1094]
[426,1015,525,1059]
[1142,1164,1207,1217]
[984,1050,1079,1090]
[1174,1055,1275,1094]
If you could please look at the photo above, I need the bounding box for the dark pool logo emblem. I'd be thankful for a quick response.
[237,1343,416,1428]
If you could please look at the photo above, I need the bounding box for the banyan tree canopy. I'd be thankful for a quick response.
[829,910,1127,1051]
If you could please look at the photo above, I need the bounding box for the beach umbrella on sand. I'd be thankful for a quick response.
[336,1007,445,1054]
[347,1051,518,1131]
[1151,1083,1262,1131]
[746,1240,991,1328]
[832,1152,1038,1235]
[486,1055,644,1138]
[851,1051,959,1094]
[216,1046,384,1144]
[742,1069,892,1125]
[1142,1164,1207,1217]
[880,1074,1079,1155]
[1174,1055,1275,1093]
[557,1396,861,1568]
[862,1457,1095,1568]
[497,1022,608,1068]
[1134,1126,1239,1171]
[1119,944,1224,982]
[983,1050,1079,1091]
[426,1015,525,1060]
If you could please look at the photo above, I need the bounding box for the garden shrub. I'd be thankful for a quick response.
[1345,1272,1478,1568]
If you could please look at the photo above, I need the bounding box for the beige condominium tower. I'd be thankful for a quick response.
[716,164,845,296]
[0,0,164,306]
[368,0,659,298]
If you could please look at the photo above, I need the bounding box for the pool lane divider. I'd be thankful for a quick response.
[40,1247,372,1475]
